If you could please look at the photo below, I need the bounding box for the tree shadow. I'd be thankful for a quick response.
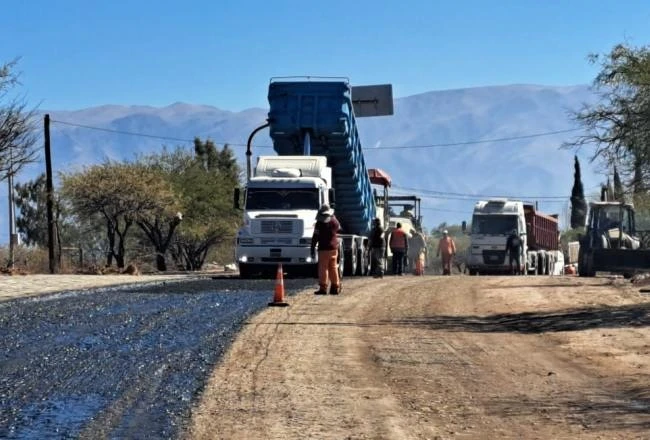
[390,303,650,333]
[486,383,650,431]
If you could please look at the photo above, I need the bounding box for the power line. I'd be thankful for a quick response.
[392,185,569,200]
[423,194,568,204]
[367,128,583,150]
[49,118,582,151]
[50,119,250,147]
[420,207,473,214]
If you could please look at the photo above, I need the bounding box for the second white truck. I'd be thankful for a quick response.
[466,199,562,275]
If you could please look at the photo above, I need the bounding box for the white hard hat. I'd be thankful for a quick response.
[443,230,448,234]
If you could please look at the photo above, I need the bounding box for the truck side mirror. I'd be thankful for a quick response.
[328,188,336,209]
[233,188,241,210]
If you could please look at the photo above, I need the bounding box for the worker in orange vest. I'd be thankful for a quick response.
[311,204,342,295]
[389,222,408,275]
[437,229,456,275]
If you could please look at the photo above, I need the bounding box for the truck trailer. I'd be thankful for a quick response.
[466,199,561,275]
[234,78,393,278]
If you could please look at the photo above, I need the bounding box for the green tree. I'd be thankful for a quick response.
[568,44,650,193]
[14,174,48,247]
[61,161,176,269]
[169,139,241,270]
[136,148,190,271]
[570,156,587,229]
[0,59,38,181]
[14,174,80,267]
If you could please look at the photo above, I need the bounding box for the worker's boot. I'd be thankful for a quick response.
[329,284,341,295]
[314,287,327,295]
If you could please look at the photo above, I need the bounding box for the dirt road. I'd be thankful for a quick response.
[187,275,650,440]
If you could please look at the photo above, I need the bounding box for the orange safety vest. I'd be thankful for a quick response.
[438,236,456,256]
[389,228,407,249]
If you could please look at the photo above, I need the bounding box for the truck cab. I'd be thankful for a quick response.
[466,199,527,275]
[235,156,338,278]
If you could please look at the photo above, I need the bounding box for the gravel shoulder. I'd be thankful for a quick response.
[0,274,208,302]
[187,275,650,440]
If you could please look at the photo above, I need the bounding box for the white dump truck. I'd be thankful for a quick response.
[234,79,393,278]
[466,199,561,275]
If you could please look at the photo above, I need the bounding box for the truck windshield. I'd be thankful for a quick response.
[471,215,518,235]
[246,188,319,210]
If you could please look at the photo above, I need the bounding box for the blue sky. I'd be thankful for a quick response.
[3,0,650,111]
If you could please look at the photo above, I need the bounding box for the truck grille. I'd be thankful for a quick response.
[260,237,293,245]
[482,250,506,265]
[255,219,297,235]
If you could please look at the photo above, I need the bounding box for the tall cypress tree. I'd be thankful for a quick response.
[570,155,587,228]
[613,165,625,201]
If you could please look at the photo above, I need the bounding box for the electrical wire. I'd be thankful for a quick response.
[420,207,474,214]
[392,185,570,200]
[49,118,588,204]
[366,128,583,150]
[50,119,249,147]
[50,119,582,151]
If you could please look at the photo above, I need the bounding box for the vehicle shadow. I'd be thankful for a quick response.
[389,303,650,333]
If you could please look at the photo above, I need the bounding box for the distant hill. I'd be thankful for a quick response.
[2,84,602,243]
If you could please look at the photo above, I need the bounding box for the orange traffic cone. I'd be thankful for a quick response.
[268,263,289,307]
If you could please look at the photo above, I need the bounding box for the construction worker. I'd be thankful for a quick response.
[407,229,427,275]
[369,218,385,278]
[389,222,408,275]
[437,230,456,275]
[311,204,342,295]
[505,229,523,275]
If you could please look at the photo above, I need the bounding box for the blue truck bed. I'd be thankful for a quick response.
[267,80,376,236]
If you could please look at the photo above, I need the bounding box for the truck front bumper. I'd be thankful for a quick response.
[236,245,315,266]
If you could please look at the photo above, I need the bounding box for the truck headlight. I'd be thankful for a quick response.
[238,238,254,245]
[299,238,309,245]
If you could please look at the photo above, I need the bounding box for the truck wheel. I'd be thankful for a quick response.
[468,269,477,276]
[238,263,252,279]
[537,252,545,275]
[344,242,357,276]
[578,250,595,277]
[356,248,368,276]
[337,243,345,280]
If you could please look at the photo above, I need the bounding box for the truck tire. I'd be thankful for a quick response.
[356,247,369,276]
[578,249,595,277]
[238,263,253,279]
[344,242,357,276]
[547,254,555,275]
[537,252,546,275]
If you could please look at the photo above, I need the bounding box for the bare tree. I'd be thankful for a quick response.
[0,59,38,181]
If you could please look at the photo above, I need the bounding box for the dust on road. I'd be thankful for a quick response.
[187,275,650,440]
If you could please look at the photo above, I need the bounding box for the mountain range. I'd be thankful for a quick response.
[1,84,603,244]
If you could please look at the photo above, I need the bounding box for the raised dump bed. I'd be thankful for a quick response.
[267,80,375,236]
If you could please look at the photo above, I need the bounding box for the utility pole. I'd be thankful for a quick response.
[7,144,16,269]
[44,114,57,274]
